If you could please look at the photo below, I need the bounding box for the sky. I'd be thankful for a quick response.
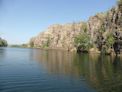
[0,0,117,45]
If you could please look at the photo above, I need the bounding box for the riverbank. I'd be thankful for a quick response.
[16,46,122,56]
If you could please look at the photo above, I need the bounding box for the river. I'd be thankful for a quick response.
[0,47,122,92]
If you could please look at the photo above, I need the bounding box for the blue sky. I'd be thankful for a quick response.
[0,0,117,44]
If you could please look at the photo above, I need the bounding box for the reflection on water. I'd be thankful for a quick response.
[0,48,122,92]
[32,49,122,92]
[0,48,6,59]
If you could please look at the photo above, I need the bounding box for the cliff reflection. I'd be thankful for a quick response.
[32,49,79,76]
[32,49,122,92]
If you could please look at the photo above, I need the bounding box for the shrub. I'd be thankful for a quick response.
[106,33,115,49]
[0,38,8,47]
[74,32,90,51]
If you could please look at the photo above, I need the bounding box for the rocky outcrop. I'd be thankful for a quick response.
[30,23,87,50]
[29,2,122,51]
[88,2,122,42]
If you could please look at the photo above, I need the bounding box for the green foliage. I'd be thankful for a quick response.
[74,22,90,51]
[0,38,8,47]
[118,0,122,4]
[10,44,28,48]
[42,37,51,48]
[74,32,90,50]
[42,42,48,48]
[82,22,87,33]
[29,37,35,47]
[22,44,28,47]
[29,41,34,47]
[99,25,105,33]
[106,33,115,48]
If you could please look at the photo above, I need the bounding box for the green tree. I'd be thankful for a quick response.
[42,36,51,48]
[100,33,115,55]
[106,33,115,49]
[29,37,35,47]
[74,32,90,51]
[0,38,8,47]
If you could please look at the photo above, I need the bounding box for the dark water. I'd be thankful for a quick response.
[0,48,122,92]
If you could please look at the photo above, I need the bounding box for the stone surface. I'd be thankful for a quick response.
[29,3,122,51]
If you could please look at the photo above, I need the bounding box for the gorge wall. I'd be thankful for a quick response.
[29,1,122,51]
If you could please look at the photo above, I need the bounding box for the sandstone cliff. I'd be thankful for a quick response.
[30,22,87,50]
[29,1,122,51]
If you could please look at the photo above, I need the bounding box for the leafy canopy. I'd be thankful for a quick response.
[74,32,90,50]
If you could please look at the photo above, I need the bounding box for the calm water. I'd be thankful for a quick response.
[0,48,122,92]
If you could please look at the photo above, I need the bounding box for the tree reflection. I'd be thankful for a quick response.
[0,47,6,60]
[32,50,122,92]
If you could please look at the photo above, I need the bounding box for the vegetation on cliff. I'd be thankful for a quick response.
[74,29,91,52]
[29,1,122,55]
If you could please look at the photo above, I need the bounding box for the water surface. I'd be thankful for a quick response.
[0,47,122,92]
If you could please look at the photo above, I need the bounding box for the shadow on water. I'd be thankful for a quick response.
[0,47,6,60]
[0,48,6,91]
[31,49,122,92]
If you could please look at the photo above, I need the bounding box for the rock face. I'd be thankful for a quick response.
[30,23,86,50]
[29,2,122,51]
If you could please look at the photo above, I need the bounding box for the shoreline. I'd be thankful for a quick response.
[8,46,122,56]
